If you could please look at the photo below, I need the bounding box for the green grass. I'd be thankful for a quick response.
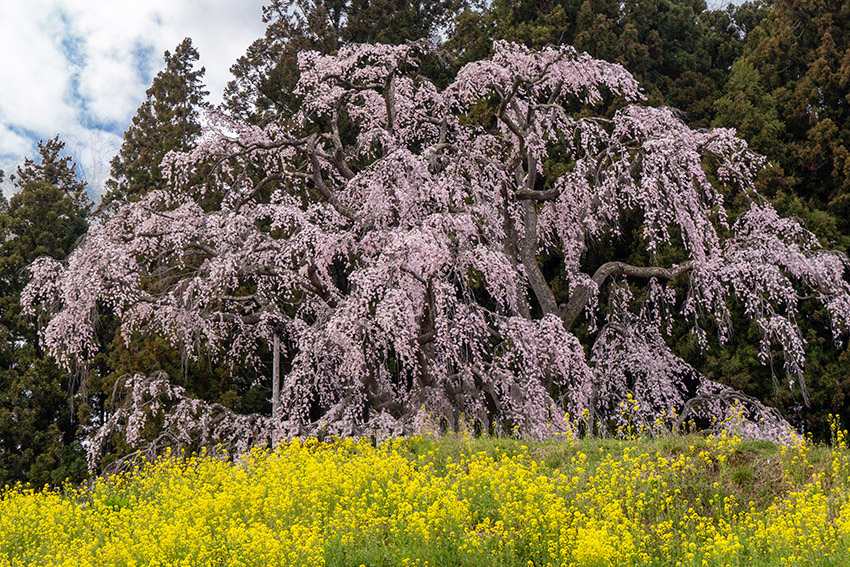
[0,432,849,566]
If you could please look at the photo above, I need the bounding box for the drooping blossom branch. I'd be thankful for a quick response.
[22,41,850,464]
[89,372,279,472]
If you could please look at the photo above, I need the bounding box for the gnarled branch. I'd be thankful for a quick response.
[562,260,694,329]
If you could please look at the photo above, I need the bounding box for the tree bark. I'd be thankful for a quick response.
[520,201,560,317]
[272,332,280,443]
[561,260,694,329]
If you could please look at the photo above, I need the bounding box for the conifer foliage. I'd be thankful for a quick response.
[0,138,89,485]
[101,38,209,208]
[23,42,850,463]
[223,0,465,122]
[11,136,90,213]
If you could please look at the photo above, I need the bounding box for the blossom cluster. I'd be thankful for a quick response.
[21,41,850,448]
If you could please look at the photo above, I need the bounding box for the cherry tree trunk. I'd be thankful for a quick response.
[272,332,280,439]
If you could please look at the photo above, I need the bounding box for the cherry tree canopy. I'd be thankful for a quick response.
[23,41,850,460]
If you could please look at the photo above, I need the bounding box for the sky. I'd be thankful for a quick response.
[0,0,268,201]
[0,0,745,203]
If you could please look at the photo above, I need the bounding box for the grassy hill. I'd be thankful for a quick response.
[2,429,850,566]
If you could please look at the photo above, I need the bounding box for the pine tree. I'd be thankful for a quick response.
[101,38,208,209]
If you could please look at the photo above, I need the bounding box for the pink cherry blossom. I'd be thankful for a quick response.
[22,42,850,466]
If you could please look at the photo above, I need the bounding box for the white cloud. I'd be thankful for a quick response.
[0,1,78,134]
[63,125,123,201]
[0,0,268,199]
[62,0,268,114]
[0,125,30,157]
[0,125,30,198]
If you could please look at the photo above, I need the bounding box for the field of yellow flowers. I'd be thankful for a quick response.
[2,427,850,567]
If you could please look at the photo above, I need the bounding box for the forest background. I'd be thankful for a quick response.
[1,0,848,487]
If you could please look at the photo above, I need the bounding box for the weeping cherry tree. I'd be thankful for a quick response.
[23,41,850,466]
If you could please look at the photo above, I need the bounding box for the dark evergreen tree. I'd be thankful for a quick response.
[448,0,754,127]
[0,140,90,486]
[709,0,850,437]
[716,0,850,220]
[11,136,90,213]
[223,0,465,122]
[100,38,208,209]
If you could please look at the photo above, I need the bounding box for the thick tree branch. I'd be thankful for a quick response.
[384,73,397,136]
[515,188,560,201]
[234,174,284,211]
[234,137,306,152]
[494,79,526,138]
[306,135,357,221]
[325,74,382,91]
[592,260,695,285]
[185,240,219,257]
[520,201,560,317]
[328,102,356,180]
[561,260,694,329]
[306,264,338,308]
[500,182,531,318]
